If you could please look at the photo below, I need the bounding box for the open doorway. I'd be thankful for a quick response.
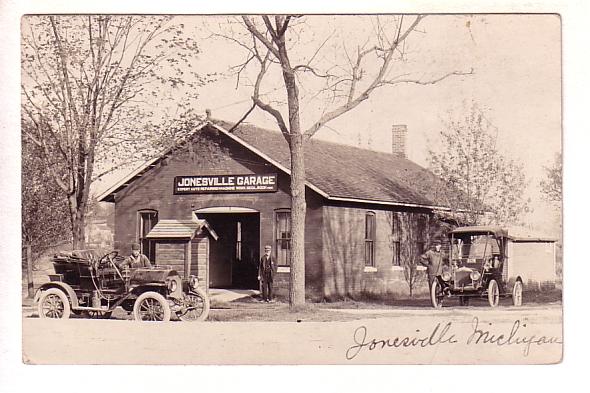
[195,209,260,289]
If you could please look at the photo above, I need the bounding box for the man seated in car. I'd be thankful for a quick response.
[119,243,152,269]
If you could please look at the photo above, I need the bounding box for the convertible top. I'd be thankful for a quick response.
[450,226,556,242]
[52,249,100,264]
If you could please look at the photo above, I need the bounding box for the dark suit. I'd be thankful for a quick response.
[258,254,276,301]
[420,249,444,285]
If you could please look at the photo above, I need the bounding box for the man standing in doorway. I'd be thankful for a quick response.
[419,239,444,286]
[258,245,276,302]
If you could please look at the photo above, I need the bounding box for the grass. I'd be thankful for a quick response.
[207,301,370,322]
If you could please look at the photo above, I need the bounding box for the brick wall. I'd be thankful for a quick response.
[321,204,432,299]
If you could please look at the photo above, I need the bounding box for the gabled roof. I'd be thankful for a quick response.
[146,218,218,240]
[98,119,455,210]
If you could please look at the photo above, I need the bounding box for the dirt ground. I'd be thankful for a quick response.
[22,297,562,365]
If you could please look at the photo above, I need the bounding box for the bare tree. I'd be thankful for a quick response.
[21,15,207,248]
[428,102,531,225]
[216,15,472,306]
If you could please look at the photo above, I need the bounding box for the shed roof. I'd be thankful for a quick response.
[146,219,218,240]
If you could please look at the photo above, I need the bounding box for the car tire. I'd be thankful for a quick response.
[512,280,523,307]
[430,279,443,309]
[38,288,71,319]
[488,279,500,307]
[177,288,210,322]
[133,291,171,322]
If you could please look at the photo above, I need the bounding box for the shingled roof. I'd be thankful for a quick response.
[98,119,456,210]
[211,119,453,210]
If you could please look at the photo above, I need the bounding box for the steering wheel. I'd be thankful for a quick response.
[97,250,119,269]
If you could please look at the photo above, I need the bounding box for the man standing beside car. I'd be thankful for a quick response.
[258,245,276,302]
[119,243,152,269]
[420,239,444,286]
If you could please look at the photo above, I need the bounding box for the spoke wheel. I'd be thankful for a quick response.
[430,279,444,309]
[133,291,171,322]
[512,280,523,307]
[488,279,500,307]
[177,288,210,322]
[38,288,71,319]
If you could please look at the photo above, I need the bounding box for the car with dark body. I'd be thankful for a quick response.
[34,250,210,321]
[430,226,525,308]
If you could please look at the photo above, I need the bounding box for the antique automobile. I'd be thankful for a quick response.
[430,226,556,308]
[34,250,210,321]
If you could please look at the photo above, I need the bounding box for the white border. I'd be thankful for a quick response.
[2,1,588,393]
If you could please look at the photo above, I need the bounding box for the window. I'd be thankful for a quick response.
[365,212,376,267]
[392,212,401,266]
[416,215,427,255]
[236,221,242,261]
[138,210,158,262]
[275,210,291,266]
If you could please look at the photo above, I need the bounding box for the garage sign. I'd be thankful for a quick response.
[174,174,278,194]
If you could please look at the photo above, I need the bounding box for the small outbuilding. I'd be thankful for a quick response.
[146,216,218,294]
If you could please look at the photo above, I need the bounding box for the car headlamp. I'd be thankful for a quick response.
[441,271,452,282]
[168,279,178,292]
[470,271,481,281]
[189,275,198,288]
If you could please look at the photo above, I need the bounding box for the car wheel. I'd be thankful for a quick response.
[488,279,500,307]
[38,288,71,319]
[177,288,210,322]
[133,291,171,322]
[459,296,470,306]
[512,280,523,307]
[430,279,444,309]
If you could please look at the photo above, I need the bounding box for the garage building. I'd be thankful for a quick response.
[98,119,456,300]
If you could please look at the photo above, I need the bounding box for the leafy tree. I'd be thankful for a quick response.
[22,129,72,257]
[216,15,472,306]
[21,15,207,249]
[540,152,562,204]
[428,103,531,225]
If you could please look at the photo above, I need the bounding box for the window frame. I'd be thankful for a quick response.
[391,212,401,266]
[364,211,376,267]
[137,209,158,262]
[275,209,292,267]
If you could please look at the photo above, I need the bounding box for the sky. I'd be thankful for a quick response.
[144,14,562,233]
[20,13,563,234]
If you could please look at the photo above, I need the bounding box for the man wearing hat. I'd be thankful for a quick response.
[258,245,276,302]
[120,243,153,269]
[419,239,444,286]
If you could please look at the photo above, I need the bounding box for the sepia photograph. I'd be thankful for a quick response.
[3,0,590,389]
[16,12,566,366]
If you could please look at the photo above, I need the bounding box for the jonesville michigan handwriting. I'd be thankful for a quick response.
[346,317,562,360]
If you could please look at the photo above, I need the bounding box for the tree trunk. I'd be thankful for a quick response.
[68,195,86,249]
[289,133,306,307]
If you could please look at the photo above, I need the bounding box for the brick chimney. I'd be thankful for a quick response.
[392,124,407,159]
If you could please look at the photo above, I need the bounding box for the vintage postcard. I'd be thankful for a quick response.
[15,9,566,373]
